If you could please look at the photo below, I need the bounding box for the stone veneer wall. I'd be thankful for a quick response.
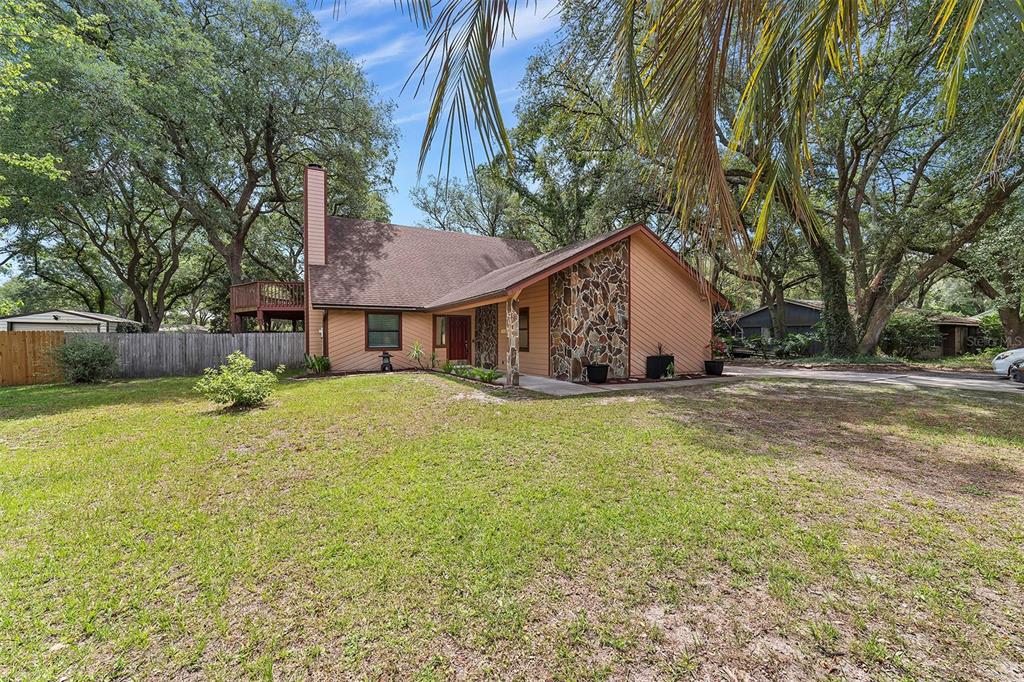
[473,304,498,368]
[548,240,629,381]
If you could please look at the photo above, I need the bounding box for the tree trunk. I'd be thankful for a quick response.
[224,241,245,286]
[770,283,787,339]
[807,236,857,356]
[998,305,1024,349]
[856,303,894,356]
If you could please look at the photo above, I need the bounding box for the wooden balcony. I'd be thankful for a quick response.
[230,281,304,312]
[229,281,305,332]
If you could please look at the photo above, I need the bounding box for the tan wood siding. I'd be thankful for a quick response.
[307,307,325,357]
[326,310,435,371]
[497,278,549,376]
[629,234,712,375]
[305,168,327,266]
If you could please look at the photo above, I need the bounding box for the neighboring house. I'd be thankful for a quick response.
[302,165,727,385]
[919,313,981,359]
[735,299,824,341]
[0,309,140,333]
[735,298,980,357]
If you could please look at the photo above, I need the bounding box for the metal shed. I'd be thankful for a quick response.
[0,309,140,333]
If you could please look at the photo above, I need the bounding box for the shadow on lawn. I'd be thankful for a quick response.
[654,381,1023,501]
[0,377,195,421]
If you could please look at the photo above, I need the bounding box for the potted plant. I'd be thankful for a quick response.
[587,362,610,384]
[705,336,727,375]
[645,343,674,379]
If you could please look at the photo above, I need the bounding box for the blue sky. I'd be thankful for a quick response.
[311,0,562,225]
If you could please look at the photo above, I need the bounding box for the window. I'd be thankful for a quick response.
[518,308,529,352]
[433,315,447,347]
[366,312,401,349]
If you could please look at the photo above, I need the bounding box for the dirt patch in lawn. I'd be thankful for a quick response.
[668,381,1024,505]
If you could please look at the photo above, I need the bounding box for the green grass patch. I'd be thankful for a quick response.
[1,374,1021,678]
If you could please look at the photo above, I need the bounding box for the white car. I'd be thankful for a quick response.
[992,348,1024,377]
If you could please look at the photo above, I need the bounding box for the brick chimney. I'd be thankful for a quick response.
[304,164,327,355]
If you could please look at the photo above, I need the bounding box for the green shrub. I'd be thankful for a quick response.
[194,351,283,408]
[408,341,426,369]
[979,313,1005,347]
[53,338,118,383]
[472,367,502,383]
[304,354,331,374]
[776,332,820,358]
[880,311,942,359]
[440,363,502,383]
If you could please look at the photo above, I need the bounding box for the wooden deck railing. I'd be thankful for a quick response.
[230,281,304,311]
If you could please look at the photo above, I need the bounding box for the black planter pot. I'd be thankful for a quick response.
[704,360,725,375]
[587,363,610,384]
[646,354,674,379]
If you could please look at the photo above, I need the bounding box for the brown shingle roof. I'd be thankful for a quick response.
[308,218,539,309]
[309,219,727,311]
[425,227,627,309]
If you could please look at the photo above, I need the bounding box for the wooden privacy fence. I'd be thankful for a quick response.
[0,331,64,386]
[0,331,304,385]
[79,332,305,378]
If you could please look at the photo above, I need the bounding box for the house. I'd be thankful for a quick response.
[735,298,980,357]
[302,165,727,385]
[0,309,140,333]
[919,313,981,359]
[735,299,824,341]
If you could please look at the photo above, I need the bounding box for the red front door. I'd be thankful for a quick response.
[448,316,470,363]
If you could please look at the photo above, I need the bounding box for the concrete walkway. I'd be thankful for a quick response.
[518,366,1023,397]
[518,373,739,396]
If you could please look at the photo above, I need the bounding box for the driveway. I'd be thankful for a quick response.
[519,366,1023,397]
[729,365,1024,395]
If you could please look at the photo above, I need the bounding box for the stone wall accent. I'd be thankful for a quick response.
[473,304,498,368]
[505,298,520,386]
[549,240,630,381]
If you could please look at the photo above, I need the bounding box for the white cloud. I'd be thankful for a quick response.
[328,22,394,48]
[354,33,422,69]
[394,108,429,125]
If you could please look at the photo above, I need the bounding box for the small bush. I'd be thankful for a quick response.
[194,351,283,408]
[776,332,820,358]
[53,338,118,383]
[408,341,426,368]
[880,311,942,359]
[439,362,502,383]
[979,314,1005,348]
[304,354,331,374]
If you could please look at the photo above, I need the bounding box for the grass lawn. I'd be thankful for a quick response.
[908,349,1002,372]
[1,374,1022,680]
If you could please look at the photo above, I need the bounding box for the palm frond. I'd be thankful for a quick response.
[932,0,1024,169]
[398,0,526,176]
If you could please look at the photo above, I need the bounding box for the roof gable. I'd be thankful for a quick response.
[0,309,135,325]
[735,299,824,323]
[308,220,726,311]
[428,224,727,310]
